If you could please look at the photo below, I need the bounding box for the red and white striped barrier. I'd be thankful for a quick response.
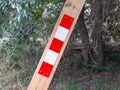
[38,14,74,77]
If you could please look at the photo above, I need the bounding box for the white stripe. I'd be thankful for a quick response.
[54,26,69,41]
[43,50,58,65]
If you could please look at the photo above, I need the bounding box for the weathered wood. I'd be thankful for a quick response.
[27,0,86,90]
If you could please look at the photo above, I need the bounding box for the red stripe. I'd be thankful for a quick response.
[60,14,74,29]
[38,61,53,77]
[49,38,64,53]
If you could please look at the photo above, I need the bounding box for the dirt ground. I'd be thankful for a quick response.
[0,58,120,90]
[49,62,120,90]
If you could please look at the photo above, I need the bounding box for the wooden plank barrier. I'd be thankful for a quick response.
[27,0,86,90]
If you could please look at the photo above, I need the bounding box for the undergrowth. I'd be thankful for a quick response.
[0,44,120,90]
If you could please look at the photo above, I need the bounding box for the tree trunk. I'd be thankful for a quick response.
[91,0,104,65]
[77,7,90,63]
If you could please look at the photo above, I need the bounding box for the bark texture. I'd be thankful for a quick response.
[77,7,90,62]
[91,0,104,65]
[77,0,104,66]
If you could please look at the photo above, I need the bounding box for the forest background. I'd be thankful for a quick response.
[0,0,120,90]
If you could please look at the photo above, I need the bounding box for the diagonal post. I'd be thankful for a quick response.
[27,0,86,90]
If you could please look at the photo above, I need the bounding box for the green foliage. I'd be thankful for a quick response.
[0,0,63,65]
[0,0,120,89]
[62,48,112,73]
[105,53,120,61]
[103,0,120,43]
[84,64,112,72]
[92,79,105,90]
[64,80,85,90]
[0,0,64,85]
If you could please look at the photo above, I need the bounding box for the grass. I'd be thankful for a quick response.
[49,69,120,90]
[49,76,85,90]
[0,59,120,90]
[0,59,27,90]
[49,49,120,90]
[0,49,120,90]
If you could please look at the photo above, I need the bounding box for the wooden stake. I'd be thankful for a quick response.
[27,0,86,90]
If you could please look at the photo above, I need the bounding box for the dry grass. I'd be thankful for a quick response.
[0,56,120,90]
[0,59,27,90]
